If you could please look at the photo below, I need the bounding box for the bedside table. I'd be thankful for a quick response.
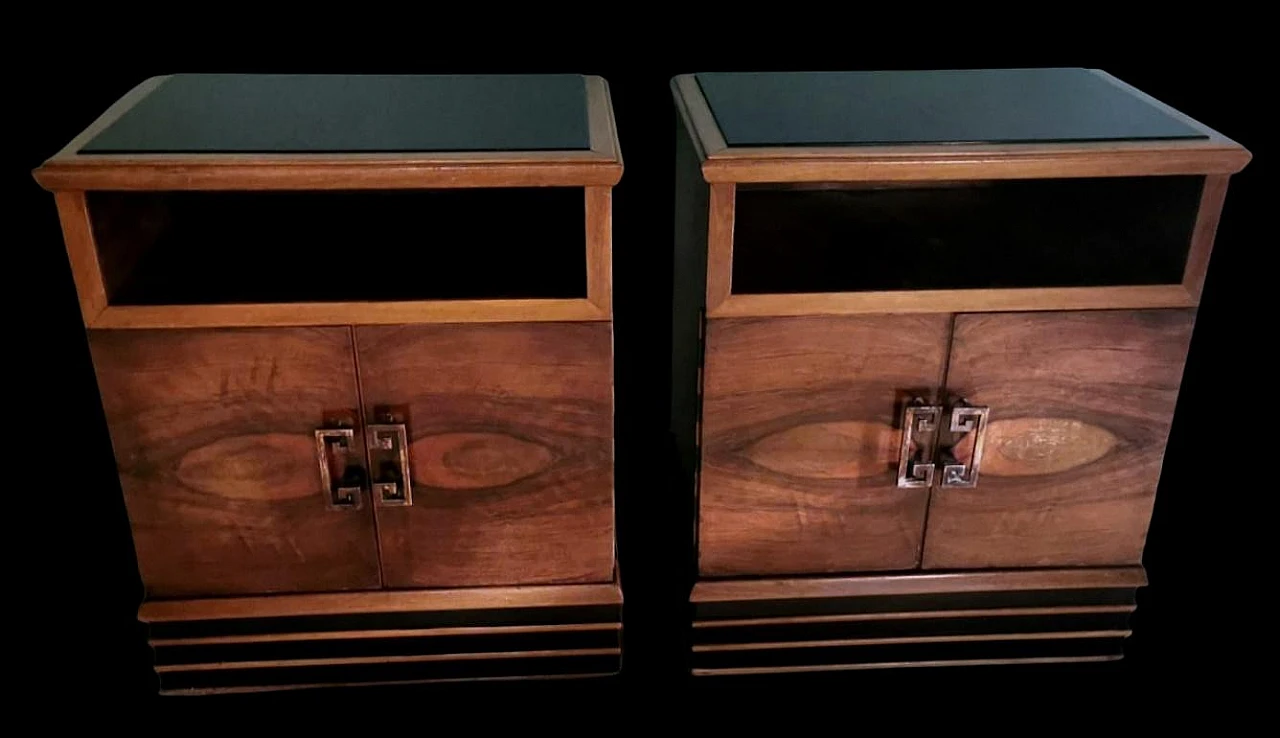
[670,68,1249,676]
[34,73,623,694]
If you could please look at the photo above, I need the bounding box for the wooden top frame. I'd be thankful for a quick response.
[35,75,621,329]
[674,70,1249,317]
[33,75,623,191]
[672,70,1250,183]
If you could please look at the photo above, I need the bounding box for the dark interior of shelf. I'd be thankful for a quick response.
[731,175,1204,295]
[88,189,586,305]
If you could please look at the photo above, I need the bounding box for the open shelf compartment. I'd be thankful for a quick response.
[731,175,1207,295]
[88,188,588,307]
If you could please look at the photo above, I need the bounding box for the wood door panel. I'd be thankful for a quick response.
[699,315,951,576]
[88,328,381,597]
[923,310,1195,568]
[355,323,614,588]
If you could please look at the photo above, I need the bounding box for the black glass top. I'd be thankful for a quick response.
[695,68,1207,147]
[80,74,591,154]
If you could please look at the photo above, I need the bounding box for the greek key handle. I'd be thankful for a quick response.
[897,400,942,489]
[939,402,991,489]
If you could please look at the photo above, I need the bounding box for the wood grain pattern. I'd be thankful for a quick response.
[151,622,621,647]
[355,323,614,588]
[54,191,109,324]
[705,183,736,313]
[698,142,1249,183]
[923,310,1195,568]
[692,630,1131,652]
[35,154,622,191]
[691,567,1147,603]
[88,328,380,597]
[88,298,608,330]
[692,605,1136,629]
[707,285,1197,318]
[698,315,950,576]
[1183,175,1230,300]
[155,648,621,672]
[140,581,622,622]
[585,186,613,314]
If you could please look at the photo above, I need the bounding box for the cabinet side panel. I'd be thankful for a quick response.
[355,322,615,588]
[88,328,382,597]
[924,310,1196,568]
[671,114,710,481]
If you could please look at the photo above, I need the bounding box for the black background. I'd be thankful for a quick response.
[15,30,1267,703]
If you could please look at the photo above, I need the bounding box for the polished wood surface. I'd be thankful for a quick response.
[54,191,108,324]
[585,186,613,314]
[1184,175,1230,299]
[88,297,609,330]
[693,630,1131,652]
[708,285,1198,319]
[143,579,622,693]
[355,323,615,588]
[923,310,1195,568]
[140,581,623,622]
[691,567,1140,675]
[89,328,380,597]
[698,315,950,576]
[704,183,736,313]
[34,76,623,192]
[155,648,621,672]
[693,605,1136,629]
[691,567,1147,603]
[151,622,620,647]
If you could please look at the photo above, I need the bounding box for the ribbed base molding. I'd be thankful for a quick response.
[140,582,622,694]
[690,567,1145,676]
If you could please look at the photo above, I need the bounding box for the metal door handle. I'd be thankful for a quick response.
[368,422,413,507]
[315,428,366,509]
[897,399,942,488]
[938,402,991,488]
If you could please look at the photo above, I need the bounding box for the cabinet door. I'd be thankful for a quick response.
[922,310,1195,568]
[699,316,951,576]
[354,323,614,588]
[89,328,381,597]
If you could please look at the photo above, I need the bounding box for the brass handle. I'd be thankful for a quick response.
[897,400,942,488]
[368,423,413,507]
[938,402,991,488]
[315,428,366,509]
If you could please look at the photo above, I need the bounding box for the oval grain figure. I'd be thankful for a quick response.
[411,432,557,490]
[176,433,318,500]
[87,327,382,597]
[699,315,950,576]
[922,309,1196,569]
[979,418,1118,477]
[355,322,615,588]
[747,421,898,480]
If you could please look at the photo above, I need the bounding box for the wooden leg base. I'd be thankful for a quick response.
[139,582,622,695]
[690,567,1145,676]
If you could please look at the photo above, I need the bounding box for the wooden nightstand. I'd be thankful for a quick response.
[670,68,1249,676]
[34,73,623,694]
